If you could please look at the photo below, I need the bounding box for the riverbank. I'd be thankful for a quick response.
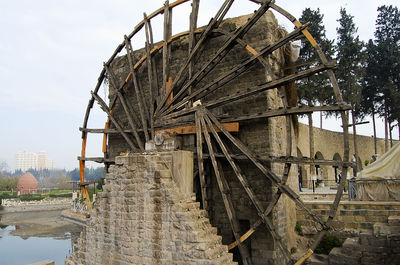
[0,198,81,238]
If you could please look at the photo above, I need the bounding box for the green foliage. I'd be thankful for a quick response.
[19,194,44,201]
[365,160,370,167]
[297,8,334,106]
[49,192,72,198]
[315,235,342,254]
[290,247,297,254]
[295,222,303,234]
[335,8,365,120]
[0,177,18,191]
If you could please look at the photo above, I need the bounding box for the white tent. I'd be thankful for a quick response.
[356,143,400,201]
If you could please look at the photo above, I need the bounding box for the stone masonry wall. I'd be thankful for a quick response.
[106,11,297,265]
[66,151,236,265]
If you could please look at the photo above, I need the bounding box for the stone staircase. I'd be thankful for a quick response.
[66,151,236,265]
[307,216,400,265]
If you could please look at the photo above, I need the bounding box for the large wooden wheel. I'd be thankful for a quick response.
[78,1,351,264]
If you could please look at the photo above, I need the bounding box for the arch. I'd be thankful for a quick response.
[314,151,327,182]
[332,153,342,184]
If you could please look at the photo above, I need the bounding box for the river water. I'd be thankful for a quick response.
[0,225,74,265]
[0,225,75,265]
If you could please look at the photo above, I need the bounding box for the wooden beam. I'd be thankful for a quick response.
[165,23,309,115]
[195,111,208,214]
[91,92,140,152]
[158,0,273,115]
[158,63,336,121]
[124,36,150,142]
[155,0,235,116]
[199,114,252,265]
[155,122,238,135]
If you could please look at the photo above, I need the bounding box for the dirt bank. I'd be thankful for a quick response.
[0,204,82,238]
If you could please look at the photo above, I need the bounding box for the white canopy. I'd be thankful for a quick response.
[357,142,400,180]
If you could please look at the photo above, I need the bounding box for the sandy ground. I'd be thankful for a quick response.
[0,206,82,238]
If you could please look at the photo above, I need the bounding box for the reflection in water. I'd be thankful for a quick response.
[0,225,77,265]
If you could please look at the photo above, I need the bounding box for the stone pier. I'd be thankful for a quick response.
[66,151,236,264]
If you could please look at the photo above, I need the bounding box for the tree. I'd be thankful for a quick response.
[297,8,334,175]
[372,5,400,149]
[335,7,365,168]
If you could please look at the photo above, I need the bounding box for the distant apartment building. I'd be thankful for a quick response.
[15,151,54,171]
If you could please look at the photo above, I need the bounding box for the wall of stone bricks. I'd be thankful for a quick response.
[66,151,236,265]
[105,11,297,265]
[296,201,400,232]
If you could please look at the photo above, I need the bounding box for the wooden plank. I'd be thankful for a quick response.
[203,108,327,228]
[195,111,208,213]
[144,13,155,139]
[203,111,291,260]
[162,1,170,98]
[154,0,235,116]
[187,0,200,106]
[80,128,144,133]
[104,63,145,151]
[77,157,115,163]
[199,114,252,265]
[124,36,150,142]
[158,0,273,115]
[155,122,238,135]
[91,92,140,152]
[159,63,336,121]
[164,24,309,115]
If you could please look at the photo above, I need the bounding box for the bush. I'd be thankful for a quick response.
[315,235,342,254]
[19,194,44,201]
[295,222,302,234]
[49,193,72,198]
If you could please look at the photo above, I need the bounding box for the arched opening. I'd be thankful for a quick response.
[314,151,327,187]
[333,153,342,184]
[297,148,307,191]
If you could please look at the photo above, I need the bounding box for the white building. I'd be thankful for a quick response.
[15,151,54,171]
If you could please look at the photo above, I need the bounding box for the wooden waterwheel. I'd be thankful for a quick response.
[78,0,351,264]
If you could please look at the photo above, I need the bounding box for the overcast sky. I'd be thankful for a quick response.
[0,0,398,171]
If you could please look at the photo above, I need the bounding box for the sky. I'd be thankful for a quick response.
[0,0,398,171]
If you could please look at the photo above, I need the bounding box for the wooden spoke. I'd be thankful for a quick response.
[159,63,336,121]
[164,23,310,115]
[155,0,235,116]
[195,111,208,213]
[144,13,155,139]
[199,112,252,265]
[124,36,150,141]
[187,0,200,107]
[103,63,145,151]
[91,92,140,152]
[158,0,273,115]
[202,110,292,261]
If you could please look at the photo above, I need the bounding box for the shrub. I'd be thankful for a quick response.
[19,194,44,201]
[295,222,302,234]
[315,235,342,254]
[49,193,72,198]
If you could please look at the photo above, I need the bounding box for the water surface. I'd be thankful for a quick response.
[0,225,73,265]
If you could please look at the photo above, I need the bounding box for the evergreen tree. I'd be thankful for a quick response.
[335,8,365,169]
[373,5,400,147]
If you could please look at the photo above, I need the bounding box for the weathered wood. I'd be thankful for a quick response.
[220,105,351,123]
[164,24,309,114]
[77,157,114,163]
[91,92,139,152]
[162,1,170,99]
[204,108,327,228]
[155,122,238,135]
[158,0,273,115]
[104,63,145,151]
[195,111,208,213]
[80,127,144,133]
[202,112,291,259]
[159,63,336,121]
[199,114,252,265]
[187,0,200,107]
[144,13,155,139]
[155,0,235,116]
[124,36,150,141]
